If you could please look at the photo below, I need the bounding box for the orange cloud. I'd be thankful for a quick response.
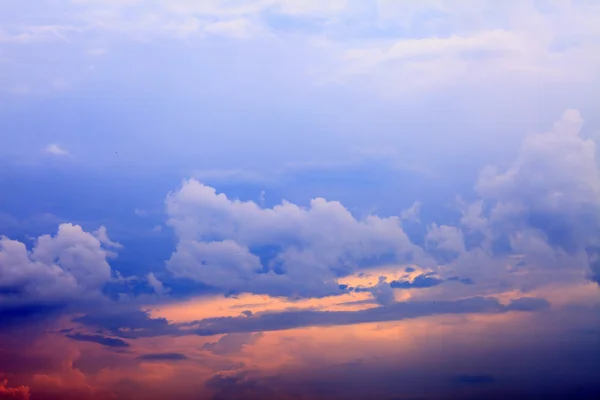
[0,379,30,400]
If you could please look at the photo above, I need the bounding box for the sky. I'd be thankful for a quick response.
[1,1,600,399]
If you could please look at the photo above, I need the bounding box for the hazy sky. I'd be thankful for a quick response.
[1,1,600,399]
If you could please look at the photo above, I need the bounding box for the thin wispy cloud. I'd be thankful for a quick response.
[44,144,71,157]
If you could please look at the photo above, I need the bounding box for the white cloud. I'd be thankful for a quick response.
[167,240,263,290]
[0,223,116,299]
[2,0,599,99]
[146,272,166,295]
[477,109,600,241]
[94,226,122,249]
[418,109,600,296]
[0,25,81,44]
[44,144,71,157]
[401,201,421,222]
[165,179,429,296]
[204,18,254,39]
[426,224,466,254]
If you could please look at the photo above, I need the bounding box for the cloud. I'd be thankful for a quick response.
[401,201,421,222]
[0,223,116,301]
[71,309,176,339]
[477,109,599,239]
[389,273,472,289]
[0,25,80,44]
[0,379,30,400]
[426,224,466,254]
[0,303,64,329]
[65,333,130,348]
[368,276,395,306]
[475,109,600,282]
[43,144,70,157]
[146,272,166,295]
[93,226,122,249]
[205,369,274,400]
[138,353,188,362]
[202,333,263,355]
[166,179,427,298]
[193,296,549,336]
[204,18,254,39]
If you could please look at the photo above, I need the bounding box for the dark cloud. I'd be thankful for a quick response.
[202,333,263,355]
[0,303,65,329]
[66,333,130,348]
[505,297,550,312]
[193,297,548,336]
[72,309,176,338]
[389,273,472,289]
[205,370,274,400]
[138,353,188,362]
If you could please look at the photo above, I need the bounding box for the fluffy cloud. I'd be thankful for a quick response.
[0,224,115,301]
[477,109,600,230]
[475,109,600,282]
[0,379,30,400]
[165,108,600,298]
[166,180,427,297]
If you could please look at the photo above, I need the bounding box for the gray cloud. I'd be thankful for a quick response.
[193,297,549,336]
[66,333,130,348]
[138,353,188,362]
[203,333,263,356]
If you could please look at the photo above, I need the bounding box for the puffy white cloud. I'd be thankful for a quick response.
[430,109,600,292]
[426,224,466,254]
[0,223,115,300]
[476,109,600,249]
[167,240,262,290]
[165,179,426,296]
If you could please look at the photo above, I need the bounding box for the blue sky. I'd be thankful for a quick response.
[1,1,600,399]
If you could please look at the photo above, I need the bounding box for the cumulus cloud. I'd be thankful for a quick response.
[477,109,599,235]
[427,224,466,254]
[0,379,30,400]
[166,180,428,297]
[475,109,600,282]
[0,224,116,301]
